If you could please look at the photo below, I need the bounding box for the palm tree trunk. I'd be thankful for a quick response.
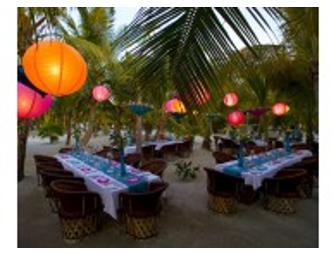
[81,103,97,146]
[135,115,142,153]
[65,117,72,146]
[18,120,30,182]
[155,113,167,140]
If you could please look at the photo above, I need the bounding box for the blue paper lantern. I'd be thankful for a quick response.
[128,104,153,116]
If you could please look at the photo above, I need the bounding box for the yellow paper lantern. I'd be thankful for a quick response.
[22,40,88,96]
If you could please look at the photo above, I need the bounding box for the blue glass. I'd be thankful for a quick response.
[237,143,245,168]
[119,148,126,176]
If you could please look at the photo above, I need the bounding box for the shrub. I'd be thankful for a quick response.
[175,161,199,181]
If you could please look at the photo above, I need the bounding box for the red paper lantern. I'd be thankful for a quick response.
[18,82,52,119]
[92,85,111,102]
[272,102,290,116]
[223,92,239,107]
[22,40,88,96]
[226,111,245,126]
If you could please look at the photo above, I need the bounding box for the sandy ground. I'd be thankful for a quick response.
[18,135,318,248]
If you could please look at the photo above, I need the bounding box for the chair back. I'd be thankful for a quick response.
[246,145,266,155]
[125,153,142,168]
[58,148,73,154]
[141,145,156,161]
[51,180,103,218]
[34,155,63,168]
[212,151,236,164]
[264,168,307,196]
[140,159,167,177]
[219,139,238,149]
[203,167,242,195]
[119,182,168,217]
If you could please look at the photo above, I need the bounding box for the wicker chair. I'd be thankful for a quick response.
[58,148,74,154]
[203,168,242,214]
[140,159,168,178]
[263,168,307,214]
[40,167,84,213]
[159,144,178,160]
[119,182,168,239]
[283,156,318,198]
[176,139,193,158]
[291,143,312,151]
[212,151,236,164]
[34,155,64,186]
[125,153,142,168]
[218,138,238,156]
[141,144,156,162]
[246,145,267,156]
[50,180,104,243]
[267,139,284,150]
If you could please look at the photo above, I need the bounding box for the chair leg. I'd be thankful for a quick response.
[125,214,158,239]
[264,196,296,214]
[208,194,237,214]
[60,214,100,243]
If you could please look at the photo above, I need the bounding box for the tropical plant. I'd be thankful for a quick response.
[175,161,200,181]
[38,123,64,143]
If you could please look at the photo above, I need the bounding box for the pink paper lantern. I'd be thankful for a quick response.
[18,82,53,119]
[272,102,289,116]
[226,111,245,126]
[92,85,110,102]
[223,92,239,107]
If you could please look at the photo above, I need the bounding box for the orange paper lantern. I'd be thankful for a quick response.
[22,40,87,97]
[223,92,239,107]
[164,99,186,113]
[272,102,290,116]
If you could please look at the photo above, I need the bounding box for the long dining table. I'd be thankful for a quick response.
[214,148,312,190]
[55,151,160,219]
[124,139,184,155]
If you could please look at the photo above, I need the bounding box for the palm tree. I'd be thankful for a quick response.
[120,7,284,111]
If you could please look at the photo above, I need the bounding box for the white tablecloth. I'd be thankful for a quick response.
[212,134,267,147]
[55,154,160,219]
[214,149,313,190]
[124,140,184,155]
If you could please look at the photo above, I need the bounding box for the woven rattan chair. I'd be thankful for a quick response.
[159,144,177,160]
[176,139,193,158]
[212,151,236,164]
[140,159,168,178]
[141,144,156,162]
[119,182,168,239]
[283,156,318,198]
[40,167,84,212]
[218,138,238,156]
[246,145,267,156]
[291,143,312,151]
[267,139,284,150]
[125,153,142,168]
[58,148,74,154]
[34,155,64,185]
[263,168,307,214]
[95,147,119,159]
[203,168,242,214]
[50,180,104,243]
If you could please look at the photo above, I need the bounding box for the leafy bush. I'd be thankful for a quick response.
[38,123,64,143]
[175,161,199,181]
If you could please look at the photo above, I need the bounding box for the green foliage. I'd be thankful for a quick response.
[38,123,64,143]
[175,161,200,181]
